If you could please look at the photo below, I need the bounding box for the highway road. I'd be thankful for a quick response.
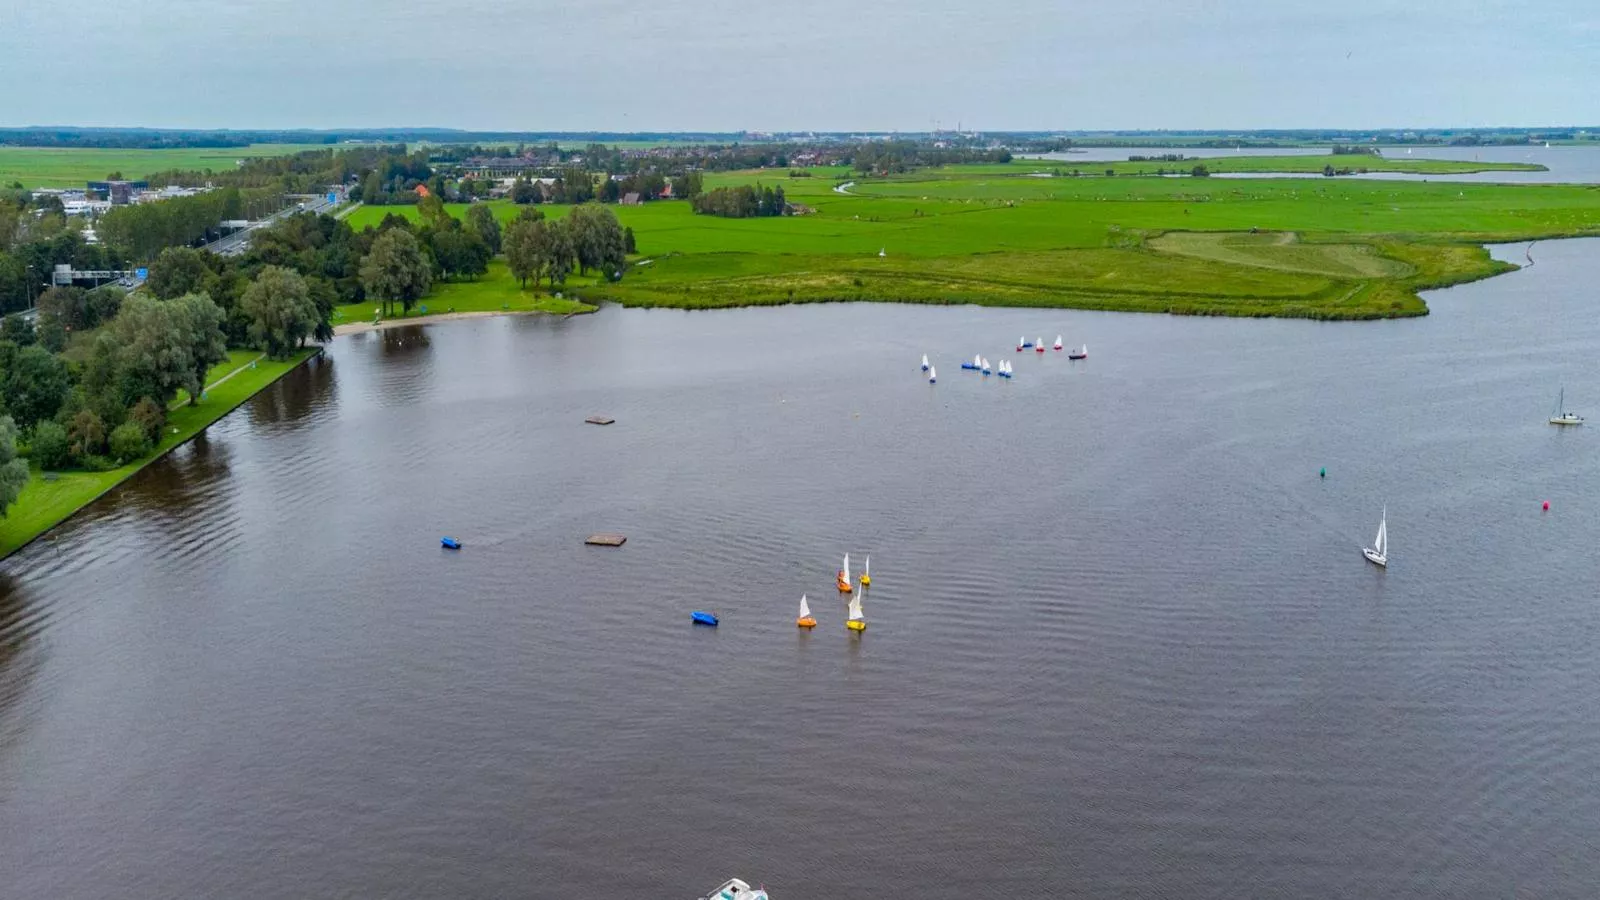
[202,193,341,257]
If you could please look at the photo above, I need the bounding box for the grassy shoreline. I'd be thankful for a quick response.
[0,348,320,562]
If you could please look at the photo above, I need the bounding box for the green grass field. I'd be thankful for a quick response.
[336,160,1600,322]
[0,348,317,560]
[0,143,330,188]
[329,259,596,327]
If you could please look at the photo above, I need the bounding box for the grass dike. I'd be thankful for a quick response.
[0,348,320,562]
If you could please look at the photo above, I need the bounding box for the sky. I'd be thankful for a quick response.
[2,0,1598,132]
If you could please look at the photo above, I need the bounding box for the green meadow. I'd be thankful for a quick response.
[0,143,330,188]
[341,157,1599,321]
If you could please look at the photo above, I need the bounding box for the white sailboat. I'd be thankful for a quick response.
[981,357,991,375]
[928,364,937,384]
[1068,343,1087,359]
[797,594,815,627]
[1549,387,1584,425]
[1363,507,1388,567]
[861,554,871,586]
[921,353,929,372]
[1053,334,1064,350]
[846,586,866,631]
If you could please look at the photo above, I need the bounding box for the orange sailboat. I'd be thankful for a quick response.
[797,594,816,628]
[836,553,853,593]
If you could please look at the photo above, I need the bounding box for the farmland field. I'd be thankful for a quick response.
[0,143,329,188]
[340,161,1600,320]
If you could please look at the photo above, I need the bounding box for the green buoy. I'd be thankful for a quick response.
[1320,467,1326,478]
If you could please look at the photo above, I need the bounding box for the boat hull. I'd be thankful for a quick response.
[440,537,461,549]
[859,575,870,586]
[797,617,816,628]
[1549,416,1584,425]
[847,620,867,631]
[691,612,719,626]
[1362,548,1387,567]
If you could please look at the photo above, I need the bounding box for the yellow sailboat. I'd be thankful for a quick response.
[797,594,816,628]
[846,586,866,631]
[859,554,870,587]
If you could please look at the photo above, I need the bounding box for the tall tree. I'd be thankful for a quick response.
[465,204,501,254]
[239,265,318,358]
[170,293,230,405]
[417,192,451,231]
[0,416,29,518]
[85,292,227,409]
[3,345,71,430]
[359,228,431,316]
[503,217,542,289]
[542,219,575,286]
[567,204,626,276]
[147,246,214,300]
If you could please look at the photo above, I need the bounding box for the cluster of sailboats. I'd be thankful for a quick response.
[923,333,1087,384]
[693,553,872,631]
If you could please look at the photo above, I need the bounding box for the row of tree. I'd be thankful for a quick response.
[690,184,788,218]
[95,187,281,261]
[501,205,629,288]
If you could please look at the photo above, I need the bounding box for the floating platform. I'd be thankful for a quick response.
[585,416,616,425]
[585,533,628,546]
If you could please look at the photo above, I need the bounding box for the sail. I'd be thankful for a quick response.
[799,595,811,618]
[1055,334,1063,345]
[974,354,981,367]
[1375,509,1387,555]
[864,555,870,576]
[848,589,864,621]
[843,553,850,580]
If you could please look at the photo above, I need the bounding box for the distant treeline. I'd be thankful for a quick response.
[0,128,744,150]
[852,141,1012,175]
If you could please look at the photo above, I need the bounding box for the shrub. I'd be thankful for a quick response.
[108,421,153,462]
[67,409,107,460]
[129,397,166,444]
[30,420,71,470]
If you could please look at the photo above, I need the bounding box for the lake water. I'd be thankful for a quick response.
[3,240,1600,898]
[1028,145,1600,184]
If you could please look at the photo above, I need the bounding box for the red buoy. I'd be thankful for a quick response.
[1543,500,1550,511]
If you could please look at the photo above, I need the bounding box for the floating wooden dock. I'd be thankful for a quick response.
[585,415,615,425]
[585,533,627,547]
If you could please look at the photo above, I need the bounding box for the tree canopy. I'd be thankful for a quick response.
[0,416,30,519]
[359,228,431,316]
[240,266,319,358]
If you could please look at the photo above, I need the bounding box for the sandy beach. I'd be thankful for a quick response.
[332,309,551,336]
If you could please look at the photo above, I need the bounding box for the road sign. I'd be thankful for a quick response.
[328,192,337,205]
[135,268,148,280]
